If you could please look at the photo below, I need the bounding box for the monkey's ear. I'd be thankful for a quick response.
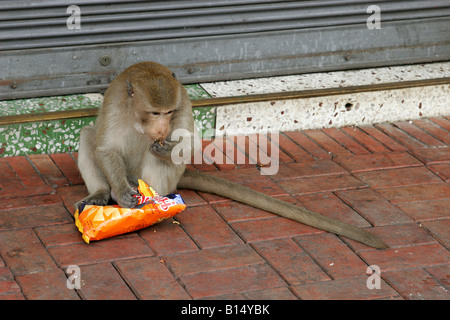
[171,72,176,79]
[125,80,134,98]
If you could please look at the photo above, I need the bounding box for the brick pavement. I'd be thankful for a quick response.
[0,118,449,300]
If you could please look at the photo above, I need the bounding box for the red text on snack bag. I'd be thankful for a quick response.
[155,196,177,211]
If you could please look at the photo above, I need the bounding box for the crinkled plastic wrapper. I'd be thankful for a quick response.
[74,179,186,243]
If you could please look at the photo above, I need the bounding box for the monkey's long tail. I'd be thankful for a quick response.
[178,170,388,249]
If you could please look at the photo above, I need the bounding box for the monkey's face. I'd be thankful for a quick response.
[134,106,174,143]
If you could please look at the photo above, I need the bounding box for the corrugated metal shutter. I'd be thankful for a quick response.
[1,0,449,99]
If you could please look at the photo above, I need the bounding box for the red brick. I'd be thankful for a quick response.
[78,262,136,300]
[15,268,79,300]
[50,153,84,185]
[200,287,299,300]
[0,203,72,231]
[322,127,371,155]
[284,131,331,159]
[252,238,329,285]
[0,281,21,297]
[212,137,239,170]
[139,218,198,255]
[426,264,450,288]
[295,192,370,227]
[0,157,52,199]
[394,121,446,147]
[206,167,269,183]
[376,123,426,150]
[224,135,256,169]
[175,205,243,249]
[340,126,390,153]
[0,267,21,296]
[199,139,219,164]
[196,191,230,204]
[359,126,408,152]
[291,275,397,300]
[28,154,70,187]
[232,134,258,166]
[198,292,243,300]
[428,163,450,182]
[213,200,283,222]
[0,158,27,197]
[344,223,436,252]
[0,229,57,275]
[271,159,346,180]
[359,243,450,271]
[335,189,412,226]
[189,139,219,171]
[196,169,270,203]
[278,174,366,195]
[294,233,368,279]
[410,147,450,164]
[190,149,219,172]
[279,133,315,162]
[0,293,26,300]
[163,244,263,276]
[56,185,89,213]
[0,194,60,211]
[376,184,450,203]
[0,267,13,280]
[115,257,190,299]
[248,133,293,164]
[241,287,298,300]
[177,189,207,207]
[35,224,84,247]
[429,117,450,132]
[245,134,282,165]
[412,119,450,145]
[179,264,285,299]
[383,268,449,300]
[304,129,353,156]
[48,236,154,268]
[334,152,422,173]
[241,180,288,196]
[353,167,442,189]
[395,199,450,221]
[422,219,450,248]
[6,156,51,191]
[231,216,320,243]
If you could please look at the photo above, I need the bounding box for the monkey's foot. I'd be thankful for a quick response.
[76,191,110,210]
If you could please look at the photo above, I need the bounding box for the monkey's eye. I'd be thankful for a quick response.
[166,110,174,115]
[145,111,160,116]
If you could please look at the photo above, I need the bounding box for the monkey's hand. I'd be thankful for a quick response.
[150,139,176,160]
[113,185,140,208]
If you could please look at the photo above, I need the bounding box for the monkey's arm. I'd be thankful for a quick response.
[95,147,139,207]
[178,170,388,249]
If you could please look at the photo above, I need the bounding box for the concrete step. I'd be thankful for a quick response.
[0,62,448,157]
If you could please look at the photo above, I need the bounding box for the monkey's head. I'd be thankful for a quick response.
[125,72,180,143]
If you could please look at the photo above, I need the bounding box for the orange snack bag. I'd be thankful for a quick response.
[74,179,186,243]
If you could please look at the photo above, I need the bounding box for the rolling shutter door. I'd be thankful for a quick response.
[1,0,449,99]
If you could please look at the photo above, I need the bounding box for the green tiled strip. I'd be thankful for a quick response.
[0,84,215,157]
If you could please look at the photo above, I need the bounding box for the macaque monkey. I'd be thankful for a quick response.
[77,62,387,249]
